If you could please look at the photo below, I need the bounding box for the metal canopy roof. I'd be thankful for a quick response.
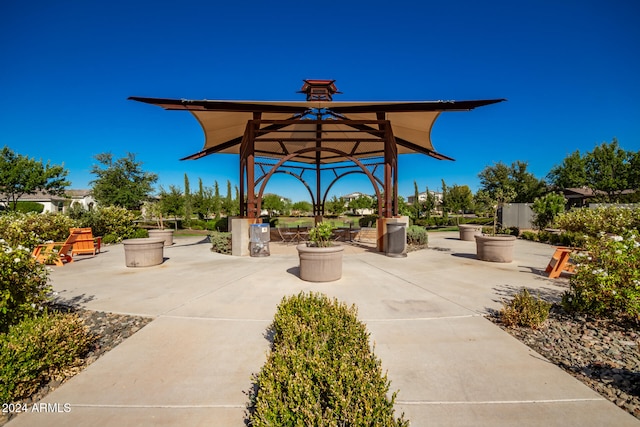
[128,97,505,164]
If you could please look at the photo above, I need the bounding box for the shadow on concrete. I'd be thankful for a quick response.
[165,236,211,249]
[450,252,477,260]
[491,283,565,304]
[52,292,96,309]
[286,266,301,278]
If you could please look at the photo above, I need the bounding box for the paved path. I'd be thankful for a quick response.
[8,232,640,426]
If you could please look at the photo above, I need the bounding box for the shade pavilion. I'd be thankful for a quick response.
[130,80,504,253]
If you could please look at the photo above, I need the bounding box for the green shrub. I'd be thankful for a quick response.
[520,231,538,241]
[0,212,76,249]
[531,193,566,230]
[0,240,51,332]
[249,292,408,427]
[210,231,232,254]
[406,225,428,246]
[562,231,640,321]
[101,233,117,244]
[14,201,44,214]
[0,312,92,402]
[554,206,640,237]
[500,288,551,329]
[131,228,149,239]
[76,206,138,243]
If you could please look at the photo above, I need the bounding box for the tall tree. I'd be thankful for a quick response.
[90,152,157,210]
[213,180,222,218]
[348,194,373,215]
[478,161,544,203]
[628,151,640,202]
[510,161,546,202]
[423,187,436,220]
[262,193,285,216]
[478,161,511,196]
[324,195,346,216]
[547,150,587,189]
[291,200,312,216]
[440,179,449,219]
[447,184,474,215]
[0,146,69,211]
[159,185,183,230]
[585,139,630,202]
[193,178,212,219]
[183,174,192,226]
[411,181,423,220]
[222,180,234,216]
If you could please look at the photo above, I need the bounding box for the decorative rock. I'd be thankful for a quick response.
[491,305,640,421]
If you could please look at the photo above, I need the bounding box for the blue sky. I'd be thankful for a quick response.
[1,1,639,202]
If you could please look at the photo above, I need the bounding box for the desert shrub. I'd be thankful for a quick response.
[500,288,551,329]
[531,193,566,230]
[554,206,640,237]
[0,212,76,248]
[406,225,428,246]
[249,292,408,427]
[0,312,92,402]
[562,231,640,321]
[14,201,44,214]
[210,231,232,254]
[0,240,51,332]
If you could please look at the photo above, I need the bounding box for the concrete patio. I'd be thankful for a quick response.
[8,232,640,426]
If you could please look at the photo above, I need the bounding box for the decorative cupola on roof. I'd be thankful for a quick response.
[298,79,341,101]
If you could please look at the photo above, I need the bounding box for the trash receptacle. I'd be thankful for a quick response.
[386,222,407,258]
[250,223,270,257]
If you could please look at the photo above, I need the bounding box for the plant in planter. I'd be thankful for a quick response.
[297,222,344,282]
[475,188,517,262]
[142,200,174,246]
[307,221,334,247]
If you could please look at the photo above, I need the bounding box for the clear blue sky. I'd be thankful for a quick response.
[2,1,639,202]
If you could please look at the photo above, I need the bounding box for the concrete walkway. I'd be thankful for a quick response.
[8,232,640,426]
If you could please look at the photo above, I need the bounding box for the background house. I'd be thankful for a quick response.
[0,189,95,213]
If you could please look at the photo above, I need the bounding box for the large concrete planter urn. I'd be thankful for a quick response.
[148,229,174,246]
[297,244,344,282]
[459,224,483,241]
[474,234,517,263]
[123,238,165,267]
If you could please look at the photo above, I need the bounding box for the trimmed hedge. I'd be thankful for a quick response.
[249,292,408,426]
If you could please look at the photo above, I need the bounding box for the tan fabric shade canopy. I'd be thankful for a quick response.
[128,98,505,164]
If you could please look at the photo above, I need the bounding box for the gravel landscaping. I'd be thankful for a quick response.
[490,305,640,420]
